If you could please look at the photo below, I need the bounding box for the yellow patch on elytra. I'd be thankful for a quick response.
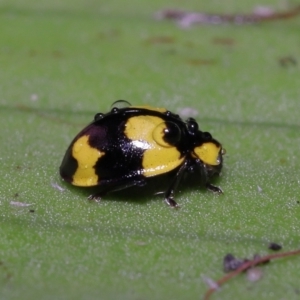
[72,135,105,186]
[194,142,221,165]
[125,115,184,177]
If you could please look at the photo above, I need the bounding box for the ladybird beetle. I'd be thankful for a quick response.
[60,101,225,207]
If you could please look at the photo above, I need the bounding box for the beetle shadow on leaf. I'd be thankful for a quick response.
[61,169,223,205]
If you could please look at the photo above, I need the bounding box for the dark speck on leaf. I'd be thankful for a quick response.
[268,242,282,251]
[223,253,245,272]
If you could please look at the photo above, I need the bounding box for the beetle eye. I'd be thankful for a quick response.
[110,100,131,110]
[153,122,181,147]
[94,113,104,121]
[187,118,199,134]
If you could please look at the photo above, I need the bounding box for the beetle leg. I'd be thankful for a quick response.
[88,192,105,201]
[88,177,146,201]
[197,160,223,195]
[164,160,189,207]
[206,183,223,194]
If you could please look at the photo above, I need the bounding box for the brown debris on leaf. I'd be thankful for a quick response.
[223,253,269,273]
[279,56,297,67]
[204,249,300,300]
[155,5,300,28]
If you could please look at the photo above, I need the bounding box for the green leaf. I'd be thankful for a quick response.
[1,1,300,299]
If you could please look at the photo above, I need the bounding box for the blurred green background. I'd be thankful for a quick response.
[1,1,300,299]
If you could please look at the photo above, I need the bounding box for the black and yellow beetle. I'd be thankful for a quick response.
[60,101,225,207]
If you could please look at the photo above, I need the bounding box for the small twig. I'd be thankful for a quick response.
[204,249,300,300]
